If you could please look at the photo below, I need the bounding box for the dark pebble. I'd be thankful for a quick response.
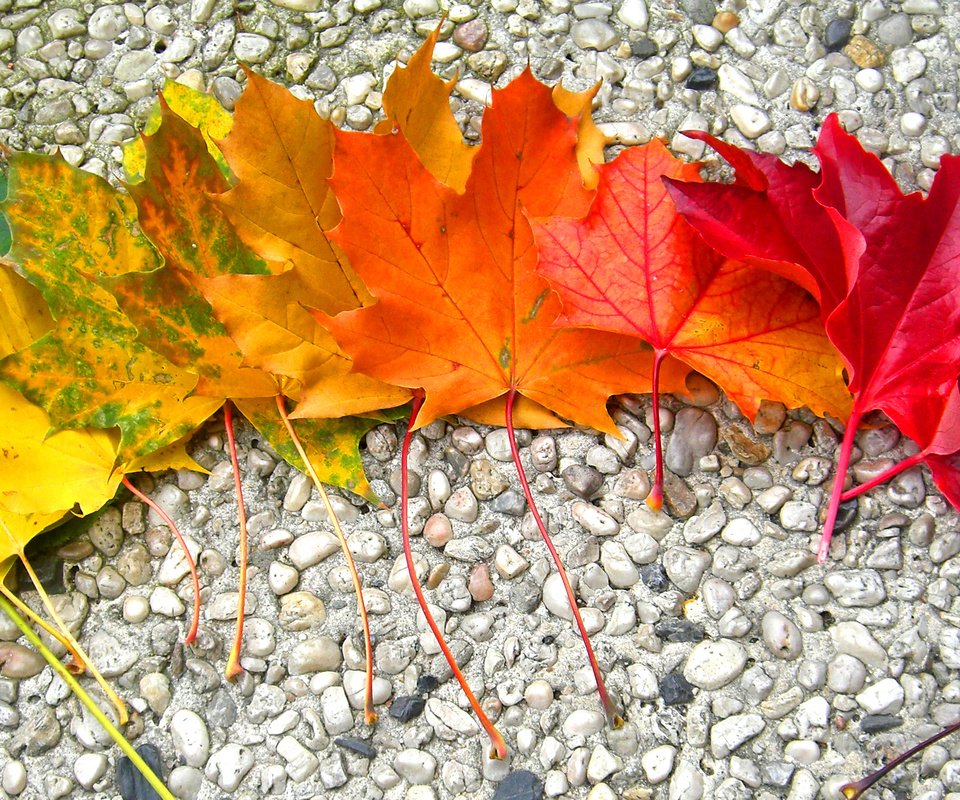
[825,18,853,52]
[390,696,426,723]
[860,714,903,734]
[334,736,377,759]
[681,0,716,24]
[206,688,237,728]
[493,769,544,800]
[511,579,543,613]
[660,671,695,705]
[640,563,670,593]
[491,489,526,516]
[655,618,705,643]
[561,464,604,499]
[416,674,440,695]
[443,447,470,479]
[631,37,658,59]
[686,66,718,91]
[833,499,858,533]
[118,743,164,800]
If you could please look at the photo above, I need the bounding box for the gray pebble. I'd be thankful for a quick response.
[824,570,886,607]
[666,408,718,476]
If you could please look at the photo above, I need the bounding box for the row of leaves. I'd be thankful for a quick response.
[1,28,959,796]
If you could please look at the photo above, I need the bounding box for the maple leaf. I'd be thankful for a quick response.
[123,79,233,184]
[0,154,219,466]
[375,24,477,192]
[664,128,860,317]
[198,68,409,420]
[322,69,684,434]
[668,115,960,559]
[107,98,280,401]
[0,265,120,521]
[320,67,693,751]
[533,139,852,507]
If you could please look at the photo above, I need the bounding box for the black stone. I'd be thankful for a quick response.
[631,37,658,59]
[493,770,544,800]
[118,744,165,800]
[416,674,440,695]
[655,618,705,643]
[335,736,377,759]
[640,563,670,593]
[686,66,718,91]
[860,714,904,734]
[389,695,426,722]
[833,499,858,533]
[825,18,853,52]
[659,671,695,706]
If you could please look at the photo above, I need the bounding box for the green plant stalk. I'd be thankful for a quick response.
[0,593,175,800]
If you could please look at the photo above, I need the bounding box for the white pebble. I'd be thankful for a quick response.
[710,714,765,758]
[729,104,772,139]
[830,621,887,668]
[393,749,437,784]
[150,586,185,617]
[268,562,299,595]
[277,736,319,782]
[572,501,620,537]
[320,686,354,734]
[587,744,623,782]
[684,639,747,689]
[205,744,254,793]
[1,761,26,795]
[642,744,677,784]
[785,740,821,765]
[900,111,927,137]
[74,753,108,790]
[288,531,340,570]
[856,678,905,714]
[524,679,554,709]
[721,518,761,547]
[495,544,529,578]
[171,709,211,768]
[855,68,884,92]
[600,541,639,588]
[542,572,576,621]
[123,595,149,623]
[561,709,605,739]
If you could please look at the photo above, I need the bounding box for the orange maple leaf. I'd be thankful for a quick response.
[321,69,688,434]
[532,140,852,506]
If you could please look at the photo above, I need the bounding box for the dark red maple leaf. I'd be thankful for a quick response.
[667,115,960,560]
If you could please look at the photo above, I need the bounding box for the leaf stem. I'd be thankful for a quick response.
[647,351,666,511]
[840,452,926,502]
[0,581,83,667]
[505,388,623,728]
[0,517,128,724]
[841,719,960,799]
[275,394,378,724]
[122,476,200,644]
[402,391,508,759]
[0,593,175,800]
[224,402,249,681]
[819,407,863,563]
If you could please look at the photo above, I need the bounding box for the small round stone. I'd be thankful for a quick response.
[524,679,554,709]
[683,639,747,689]
[123,595,150,624]
[761,610,803,660]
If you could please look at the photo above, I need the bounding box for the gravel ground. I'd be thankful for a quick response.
[2,1,960,799]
